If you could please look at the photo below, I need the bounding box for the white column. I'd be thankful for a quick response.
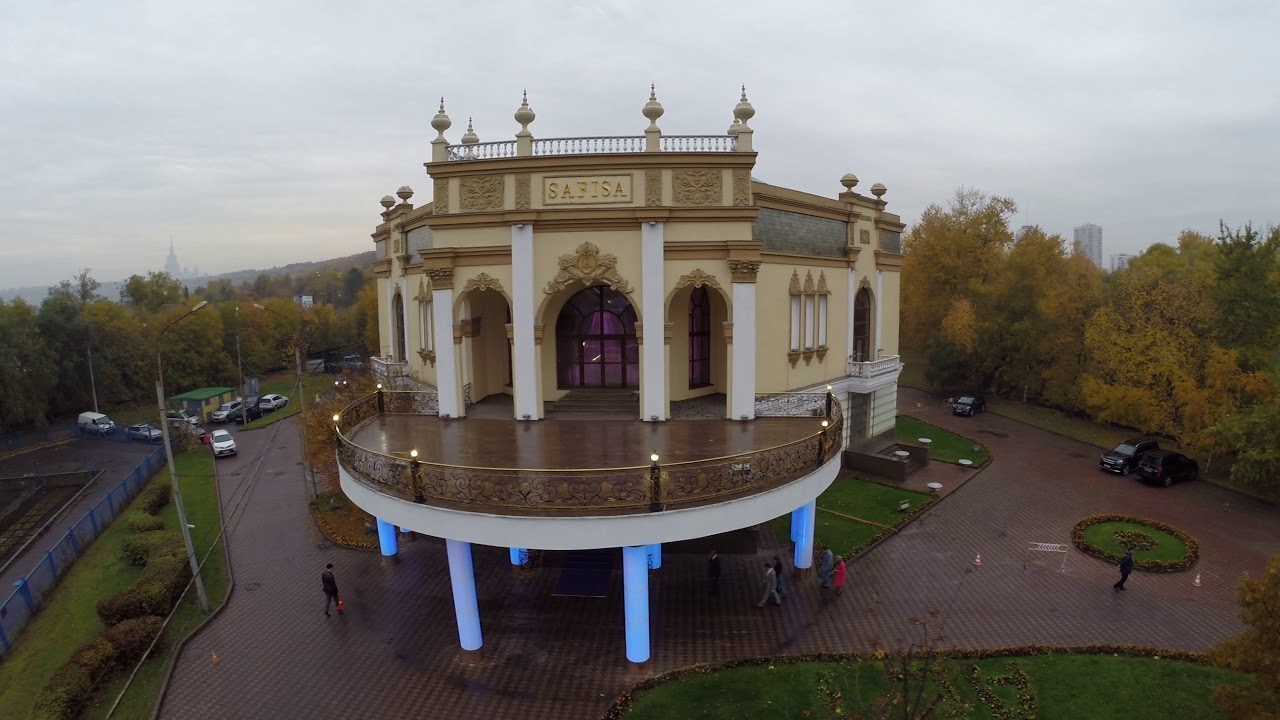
[641,221,666,421]
[511,224,539,419]
[730,280,756,420]
[384,272,396,358]
[400,276,410,363]
[433,286,459,417]
[875,269,883,358]
[846,269,856,365]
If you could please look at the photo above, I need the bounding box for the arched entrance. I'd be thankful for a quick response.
[393,292,406,362]
[556,286,638,387]
[852,287,872,362]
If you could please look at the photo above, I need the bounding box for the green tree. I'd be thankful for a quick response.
[0,299,55,430]
[342,267,366,306]
[121,271,183,311]
[924,334,974,395]
[1211,552,1280,719]
[83,301,151,405]
[38,278,96,414]
[1212,392,1280,500]
[1212,223,1280,371]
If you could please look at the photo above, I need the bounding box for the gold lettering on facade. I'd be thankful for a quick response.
[543,175,633,205]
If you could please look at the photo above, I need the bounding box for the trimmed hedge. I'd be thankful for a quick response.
[29,617,165,720]
[1072,513,1199,572]
[96,555,191,626]
[121,530,183,567]
[125,511,165,534]
[103,615,165,667]
[137,483,171,515]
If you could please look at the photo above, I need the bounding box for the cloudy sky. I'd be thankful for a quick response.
[2,0,1277,291]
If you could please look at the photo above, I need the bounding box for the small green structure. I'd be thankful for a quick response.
[169,387,236,423]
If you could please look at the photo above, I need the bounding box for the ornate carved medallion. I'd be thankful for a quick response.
[459,175,504,212]
[544,242,634,294]
[674,269,722,292]
[672,169,722,206]
[463,272,505,295]
[859,276,871,291]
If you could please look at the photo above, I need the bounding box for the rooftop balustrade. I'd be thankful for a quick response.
[334,390,843,517]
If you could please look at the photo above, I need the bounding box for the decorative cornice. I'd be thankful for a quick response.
[462,272,505,295]
[673,269,723,292]
[425,267,455,289]
[874,249,905,271]
[424,151,756,178]
[544,241,634,295]
[728,259,761,283]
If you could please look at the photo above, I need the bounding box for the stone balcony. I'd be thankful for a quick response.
[845,354,903,392]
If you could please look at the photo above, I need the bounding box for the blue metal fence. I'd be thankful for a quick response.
[0,421,77,458]
[0,447,165,655]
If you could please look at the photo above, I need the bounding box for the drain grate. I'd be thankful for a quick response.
[245,582,261,591]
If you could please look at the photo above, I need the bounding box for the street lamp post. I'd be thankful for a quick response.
[156,300,211,613]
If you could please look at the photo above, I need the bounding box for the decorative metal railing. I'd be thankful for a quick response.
[754,392,827,418]
[847,355,902,379]
[443,135,739,162]
[334,390,842,516]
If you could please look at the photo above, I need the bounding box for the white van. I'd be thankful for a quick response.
[78,411,116,436]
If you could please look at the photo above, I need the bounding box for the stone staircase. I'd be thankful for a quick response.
[549,389,639,418]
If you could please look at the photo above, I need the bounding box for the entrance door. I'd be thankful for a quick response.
[556,286,639,387]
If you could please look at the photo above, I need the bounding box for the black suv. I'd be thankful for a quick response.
[1136,450,1199,487]
[1099,438,1159,475]
[951,394,985,416]
[234,402,264,425]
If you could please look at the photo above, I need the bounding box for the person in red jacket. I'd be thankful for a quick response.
[833,557,847,596]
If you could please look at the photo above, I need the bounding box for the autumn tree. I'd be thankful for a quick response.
[83,300,152,405]
[1035,249,1103,412]
[0,299,56,431]
[121,271,183,311]
[1212,391,1280,500]
[300,373,378,493]
[1211,552,1280,720]
[1212,223,1280,371]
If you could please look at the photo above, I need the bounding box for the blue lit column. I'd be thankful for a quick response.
[790,508,801,542]
[446,539,483,651]
[793,499,816,569]
[509,547,528,566]
[622,545,650,663]
[645,543,662,570]
[376,518,398,557]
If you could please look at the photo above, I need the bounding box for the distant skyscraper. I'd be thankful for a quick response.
[165,238,181,277]
[1110,253,1134,272]
[1073,223,1103,268]
[1017,225,1036,239]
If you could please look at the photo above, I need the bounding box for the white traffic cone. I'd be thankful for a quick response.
[1193,573,1201,588]
[973,554,983,567]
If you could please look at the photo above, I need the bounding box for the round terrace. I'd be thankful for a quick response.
[334,389,843,662]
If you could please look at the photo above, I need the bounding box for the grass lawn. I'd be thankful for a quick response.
[896,415,989,465]
[238,374,334,430]
[1081,521,1189,565]
[768,476,932,557]
[0,451,227,719]
[622,654,1244,720]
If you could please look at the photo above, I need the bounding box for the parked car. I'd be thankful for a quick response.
[951,395,986,416]
[165,409,200,428]
[259,394,289,412]
[125,423,163,443]
[234,403,264,425]
[77,411,116,436]
[211,400,244,423]
[1099,437,1160,475]
[1136,450,1199,487]
[210,429,237,457]
[341,354,365,369]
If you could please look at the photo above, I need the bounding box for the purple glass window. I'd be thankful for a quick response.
[852,288,871,362]
[556,286,639,387]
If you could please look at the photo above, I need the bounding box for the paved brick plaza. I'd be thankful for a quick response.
[159,389,1280,719]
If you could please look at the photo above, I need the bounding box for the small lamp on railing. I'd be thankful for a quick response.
[409,448,425,503]
[825,384,834,417]
[376,382,385,414]
[332,413,341,431]
[648,452,663,513]
[818,420,830,465]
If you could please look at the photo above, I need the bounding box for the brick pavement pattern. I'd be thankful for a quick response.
[160,391,1280,719]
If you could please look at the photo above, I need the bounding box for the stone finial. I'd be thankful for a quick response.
[380,195,396,210]
[840,173,859,192]
[642,84,664,130]
[870,182,887,198]
[733,86,755,128]
[431,98,452,140]
[460,117,479,145]
[727,117,741,137]
[396,186,414,202]
[514,90,536,136]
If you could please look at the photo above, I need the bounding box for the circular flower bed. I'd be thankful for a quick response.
[1073,514,1198,572]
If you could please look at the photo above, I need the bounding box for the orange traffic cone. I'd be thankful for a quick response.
[1193,573,1201,588]
[973,554,983,567]
[211,652,221,665]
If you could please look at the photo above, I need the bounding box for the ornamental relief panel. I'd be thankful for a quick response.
[462,272,505,295]
[672,169,722,207]
[731,169,751,206]
[645,170,663,206]
[728,260,760,283]
[544,242,634,295]
[425,267,455,289]
[433,179,449,214]
[459,175,505,212]
[514,173,531,210]
[673,269,723,292]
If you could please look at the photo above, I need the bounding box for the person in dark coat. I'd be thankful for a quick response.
[322,563,341,616]
[708,550,722,595]
[1113,550,1134,591]
[818,548,835,588]
[773,556,787,598]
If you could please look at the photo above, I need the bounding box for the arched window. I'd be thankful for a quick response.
[688,286,711,387]
[852,287,872,362]
[555,286,639,387]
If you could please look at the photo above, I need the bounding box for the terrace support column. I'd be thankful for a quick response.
[430,270,461,418]
[400,275,411,366]
[622,545,650,663]
[376,518,398,557]
[509,547,528,566]
[875,270,883,359]
[447,539,483,651]
[793,499,816,570]
[640,221,666,421]
[790,508,800,542]
[728,261,760,420]
[510,223,540,420]
[645,543,662,570]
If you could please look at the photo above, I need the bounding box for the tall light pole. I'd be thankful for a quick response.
[254,302,312,496]
[156,300,210,613]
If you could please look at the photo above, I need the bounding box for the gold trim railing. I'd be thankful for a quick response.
[334,390,843,516]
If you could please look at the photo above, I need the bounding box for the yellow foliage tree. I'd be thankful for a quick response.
[939,298,976,354]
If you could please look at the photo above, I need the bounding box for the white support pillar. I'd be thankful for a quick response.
[433,283,460,418]
[641,221,666,421]
[511,224,539,420]
[729,261,759,420]
[875,269,883,359]
[400,275,411,364]
[846,268,857,364]
[384,273,396,358]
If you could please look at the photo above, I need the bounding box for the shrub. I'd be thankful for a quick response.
[1072,513,1199,572]
[103,615,165,667]
[97,555,191,626]
[121,530,182,567]
[30,637,118,720]
[137,482,171,515]
[125,511,165,534]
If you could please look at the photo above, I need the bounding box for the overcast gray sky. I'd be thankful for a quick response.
[2,0,1277,291]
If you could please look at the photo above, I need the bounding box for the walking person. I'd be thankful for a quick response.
[757,561,782,607]
[833,556,847,596]
[708,549,722,596]
[818,548,835,589]
[773,556,788,598]
[1113,549,1134,592]
[322,563,341,616]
